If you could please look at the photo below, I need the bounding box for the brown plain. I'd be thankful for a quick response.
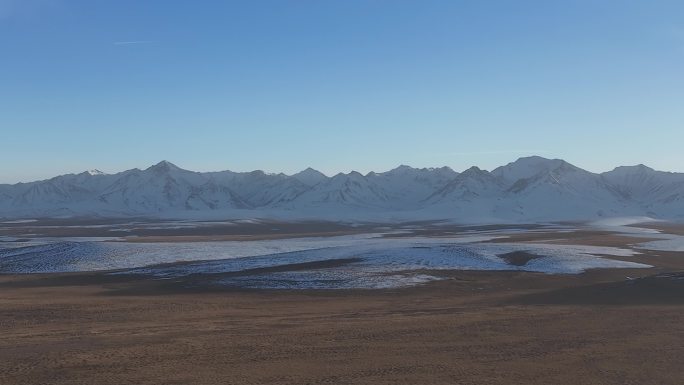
[1,222,684,384]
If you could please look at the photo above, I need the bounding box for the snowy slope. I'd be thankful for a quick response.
[97,161,212,214]
[602,165,684,201]
[207,170,310,207]
[602,165,684,219]
[492,156,566,187]
[420,167,510,222]
[366,165,458,208]
[0,170,119,217]
[427,167,503,203]
[284,171,391,210]
[501,159,634,220]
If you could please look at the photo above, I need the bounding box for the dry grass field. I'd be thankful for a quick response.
[1,222,683,384]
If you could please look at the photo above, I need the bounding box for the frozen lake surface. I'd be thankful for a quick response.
[0,233,650,289]
[590,219,684,253]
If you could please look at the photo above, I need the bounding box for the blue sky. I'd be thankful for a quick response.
[1,1,683,183]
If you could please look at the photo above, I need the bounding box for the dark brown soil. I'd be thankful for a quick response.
[0,218,380,241]
[497,250,542,266]
[2,262,684,385]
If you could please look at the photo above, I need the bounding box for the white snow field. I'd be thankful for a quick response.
[0,234,649,289]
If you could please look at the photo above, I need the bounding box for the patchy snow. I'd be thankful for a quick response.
[590,219,684,252]
[637,236,684,252]
[590,217,660,227]
[0,233,650,289]
[124,240,648,289]
[590,217,664,235]
[0,219,38,224]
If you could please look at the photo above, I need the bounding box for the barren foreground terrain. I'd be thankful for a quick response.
[1,222,684,384]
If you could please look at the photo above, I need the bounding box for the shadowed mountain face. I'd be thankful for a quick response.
[1,157,683,222]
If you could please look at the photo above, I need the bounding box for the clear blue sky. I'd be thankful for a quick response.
[1,1,683,183]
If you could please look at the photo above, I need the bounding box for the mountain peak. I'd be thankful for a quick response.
[492,156,576,185]
[292,167,327,186]
[380,165,424,177]
[507,155,570,169]
[515,155,552,162]
[608,164,655,174]
[329,171,365,181]
[391,165,414,172]
[79,169,106,176]
[460,166,485,175]
[294,167,325,176]
[453,167,499,184]
[146,160,182,173]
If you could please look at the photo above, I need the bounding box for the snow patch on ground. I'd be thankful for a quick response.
[0,234,650,289]
[0,219,38,224]
[589,219,684,252]
[591,216,660,227]
[637,237,684,252]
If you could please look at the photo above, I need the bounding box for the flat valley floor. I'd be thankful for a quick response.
[1,221,684,384]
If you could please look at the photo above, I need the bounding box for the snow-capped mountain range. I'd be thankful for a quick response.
[1,156,683,222]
